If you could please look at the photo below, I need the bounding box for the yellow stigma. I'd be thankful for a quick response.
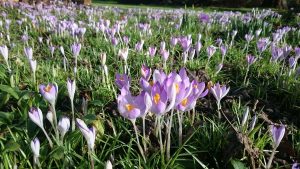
[149,81,154,86]
[44,85,52,92]
[175,83,179,94]
[181,98,188,107]
[207,81,213,89]
[125,104,135,111]
[154,93,161,104]
[193,84,198,89]
[120,77,124,81]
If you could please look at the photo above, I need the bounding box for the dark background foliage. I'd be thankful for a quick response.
[100,0,300,9]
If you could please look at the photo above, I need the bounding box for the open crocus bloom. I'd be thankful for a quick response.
[115,73,131,90]
[117,88,142,120]
[150,82,168,116]
[210,83,230,103]
[39,83,58,106]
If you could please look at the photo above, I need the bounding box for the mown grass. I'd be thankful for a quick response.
[0,1,299,169]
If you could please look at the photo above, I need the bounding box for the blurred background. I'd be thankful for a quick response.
[94,0,299,9]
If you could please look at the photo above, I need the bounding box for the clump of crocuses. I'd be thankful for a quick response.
[116,66,212,163]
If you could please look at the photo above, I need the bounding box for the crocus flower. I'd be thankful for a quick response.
[39,83,58,106]
[148,46,157,58]
[215,63,223,74]
[46,111,54,126]
[58,116,70,139]
[270,124,285,148]
[150,82,168,115]
[118,89,142,120]
[207,45,217,59]
[29,59,37,73]
[195,41,202,55]
[105,160,113,169]
[141,64,151,81]
[210,83,230,111]
[111,37,118,46]
[220,45,227,57]
[160,41,166,53]
[292,163,300,169]
[257,37,270,54]
[115,73,130,90]
[76,118,96,151]
[29,107,44,129]
[245,34,254,43]
[161,49,169,62]
[67,78,76,101]
[118,48,129,61]
[170,37,178,46]
[49,46,55,57]
[289,57,296,68]
[29,107,53,147]
[246,54,257,65]
[71,43,81,58]
[295,47,300,59]
[123,36,129,45]
[135,40,144,52]
[30,138,40,164]
[100,52,107,66]
[60,46,65,56]
[241,107,249,127]
[255,29,262,38]
[0,45,9,70]
[24,47,33,60]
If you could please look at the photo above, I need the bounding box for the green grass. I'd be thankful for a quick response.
[0,1,299,169]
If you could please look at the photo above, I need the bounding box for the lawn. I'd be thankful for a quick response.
[0,1,299,169]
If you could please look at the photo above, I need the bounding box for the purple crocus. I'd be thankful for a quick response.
[210,83,230,115]
[148,46,157,58]
[199,13,210,23]
[24,47,33,60]
[29,107,44,129]
[117,89,142,120]
[150,82,168,115]
[245,33,254,43]
[71,43,81,58]
[141,64,151,81]
[289,57,296,68]
[292,163,300,169]
[30,138,40,164]
[179,36,192,52]
[161,49,169,62]
[76,118,96,151]
[257,37,270,54]
[170,37,178,47]
[207,45,217,59]
[270,124,285,148]
[39,83,58,106]
[58,116,70,139]
[135,40,144,52]
[220,45,227,58]
[195,41,202,56]
[111,37,118,46]
[115,74,130,90]
[246,54,257,65]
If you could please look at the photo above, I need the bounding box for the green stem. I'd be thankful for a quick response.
[157,116,165,166]
[266,148,276,169]
[132,121,146,162]
[142,116,147,153]
[42,128,53,148]
[166,109,174,161]
[71,100,75,131]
